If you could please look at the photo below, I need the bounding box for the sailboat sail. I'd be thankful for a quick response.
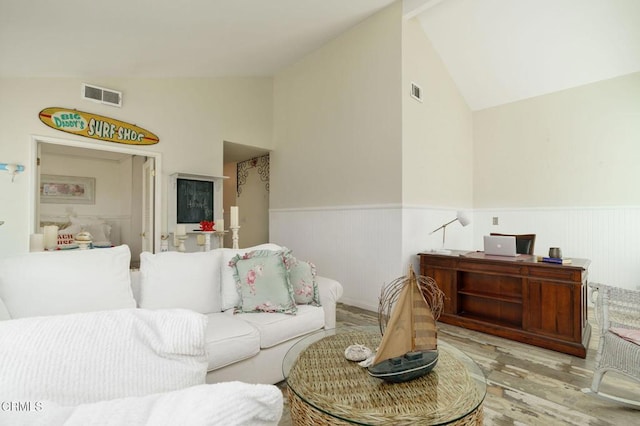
[372,278,414,365]
[368,266,443,382]
[372,267,437,365]
[413,288,437,352]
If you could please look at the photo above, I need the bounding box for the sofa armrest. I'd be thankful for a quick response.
[0,309,207,406]
[316,276,343,329]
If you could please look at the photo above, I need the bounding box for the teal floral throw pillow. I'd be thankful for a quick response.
[287,257,321,306]
[229,249,297,314]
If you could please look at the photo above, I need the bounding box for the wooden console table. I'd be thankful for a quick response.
[419,251,590,358]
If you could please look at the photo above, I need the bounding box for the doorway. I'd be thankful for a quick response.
[30,135,162,260]
[223,141,270,248]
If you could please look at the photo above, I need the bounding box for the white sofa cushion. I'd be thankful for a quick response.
[0,245,134,319]
[140,250,222,314]
[1,382,283,426]
[219,244,283,311]
[0,308,208,405]
[237,305,325,348]
[204,312,261,371]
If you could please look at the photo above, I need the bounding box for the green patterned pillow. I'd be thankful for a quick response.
[229,249,297,314]
[287,257,321,306]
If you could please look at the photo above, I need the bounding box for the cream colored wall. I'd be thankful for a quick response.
[401,17,473,207]
[39,153,127,218]
[471,72,640,291]
[473,72,640,208]
[0,77,273,256]
[270,2,404,310]
[236,158,270,248]
[400,18,475,270]
[269,3,409,310]
[272,2,403,208]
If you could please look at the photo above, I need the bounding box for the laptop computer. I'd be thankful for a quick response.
[483,235,518,257]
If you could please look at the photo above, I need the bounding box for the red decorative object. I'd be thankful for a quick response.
[199,221,215,232]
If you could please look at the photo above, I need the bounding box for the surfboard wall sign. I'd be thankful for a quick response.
[38,107,159,145]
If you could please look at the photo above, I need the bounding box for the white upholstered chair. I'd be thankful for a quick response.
[584,282,640,408]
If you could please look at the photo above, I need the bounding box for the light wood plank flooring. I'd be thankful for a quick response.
[279,303,639,425]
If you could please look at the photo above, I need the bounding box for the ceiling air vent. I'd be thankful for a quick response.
[82,83,122,107]
[410,82,423,102]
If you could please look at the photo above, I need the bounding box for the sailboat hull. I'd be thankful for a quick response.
[367,350,438,383]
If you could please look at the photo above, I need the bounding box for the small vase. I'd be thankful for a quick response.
[549,247,562,258]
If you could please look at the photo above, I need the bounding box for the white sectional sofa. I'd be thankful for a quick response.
[0,308,285,425]
[0,244,343,386]
[133,243,344,384]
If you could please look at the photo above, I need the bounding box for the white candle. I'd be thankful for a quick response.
[176,224,186,236]
[30,233,44,252]
[216,218,224,232]
[230,206,239,227]
[43,225,58,251]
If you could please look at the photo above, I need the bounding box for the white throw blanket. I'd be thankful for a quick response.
[1,382,283,426]
[0,308,208,405]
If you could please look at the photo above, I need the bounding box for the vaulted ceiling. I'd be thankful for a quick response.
[1,0,638,111]
[416,0,640,110]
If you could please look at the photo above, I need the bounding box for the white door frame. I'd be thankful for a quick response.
[141,157,155,252]
[29,134,163,253]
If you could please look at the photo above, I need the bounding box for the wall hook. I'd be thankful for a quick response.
[0,163,25,183]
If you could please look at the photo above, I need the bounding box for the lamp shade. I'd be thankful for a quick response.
[456,211,471,227]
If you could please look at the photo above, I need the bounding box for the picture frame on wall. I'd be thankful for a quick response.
[176,178,214,224]
[40,174,96,204]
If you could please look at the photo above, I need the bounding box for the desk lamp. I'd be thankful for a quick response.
[430,211,471,247]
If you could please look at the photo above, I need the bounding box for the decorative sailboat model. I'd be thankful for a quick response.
[367,266,444,383]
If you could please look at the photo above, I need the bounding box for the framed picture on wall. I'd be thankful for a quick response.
[40,174,96,204]
[176,178,214,224]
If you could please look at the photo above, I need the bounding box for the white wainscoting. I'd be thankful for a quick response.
[270,205,403,311]
[270,205,476,311]
[272,204,640,311]
[474,207,640,291]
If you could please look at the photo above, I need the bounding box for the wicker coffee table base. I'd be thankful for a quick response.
[289,389,483,426]
[284,329,485,425]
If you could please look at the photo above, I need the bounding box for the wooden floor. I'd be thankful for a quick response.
[279,303,639,425]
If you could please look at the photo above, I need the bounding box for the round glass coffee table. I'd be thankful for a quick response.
[283,327,486,425]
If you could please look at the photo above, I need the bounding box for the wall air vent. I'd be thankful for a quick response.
[410,82,423,102]
[82,83,122,107]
